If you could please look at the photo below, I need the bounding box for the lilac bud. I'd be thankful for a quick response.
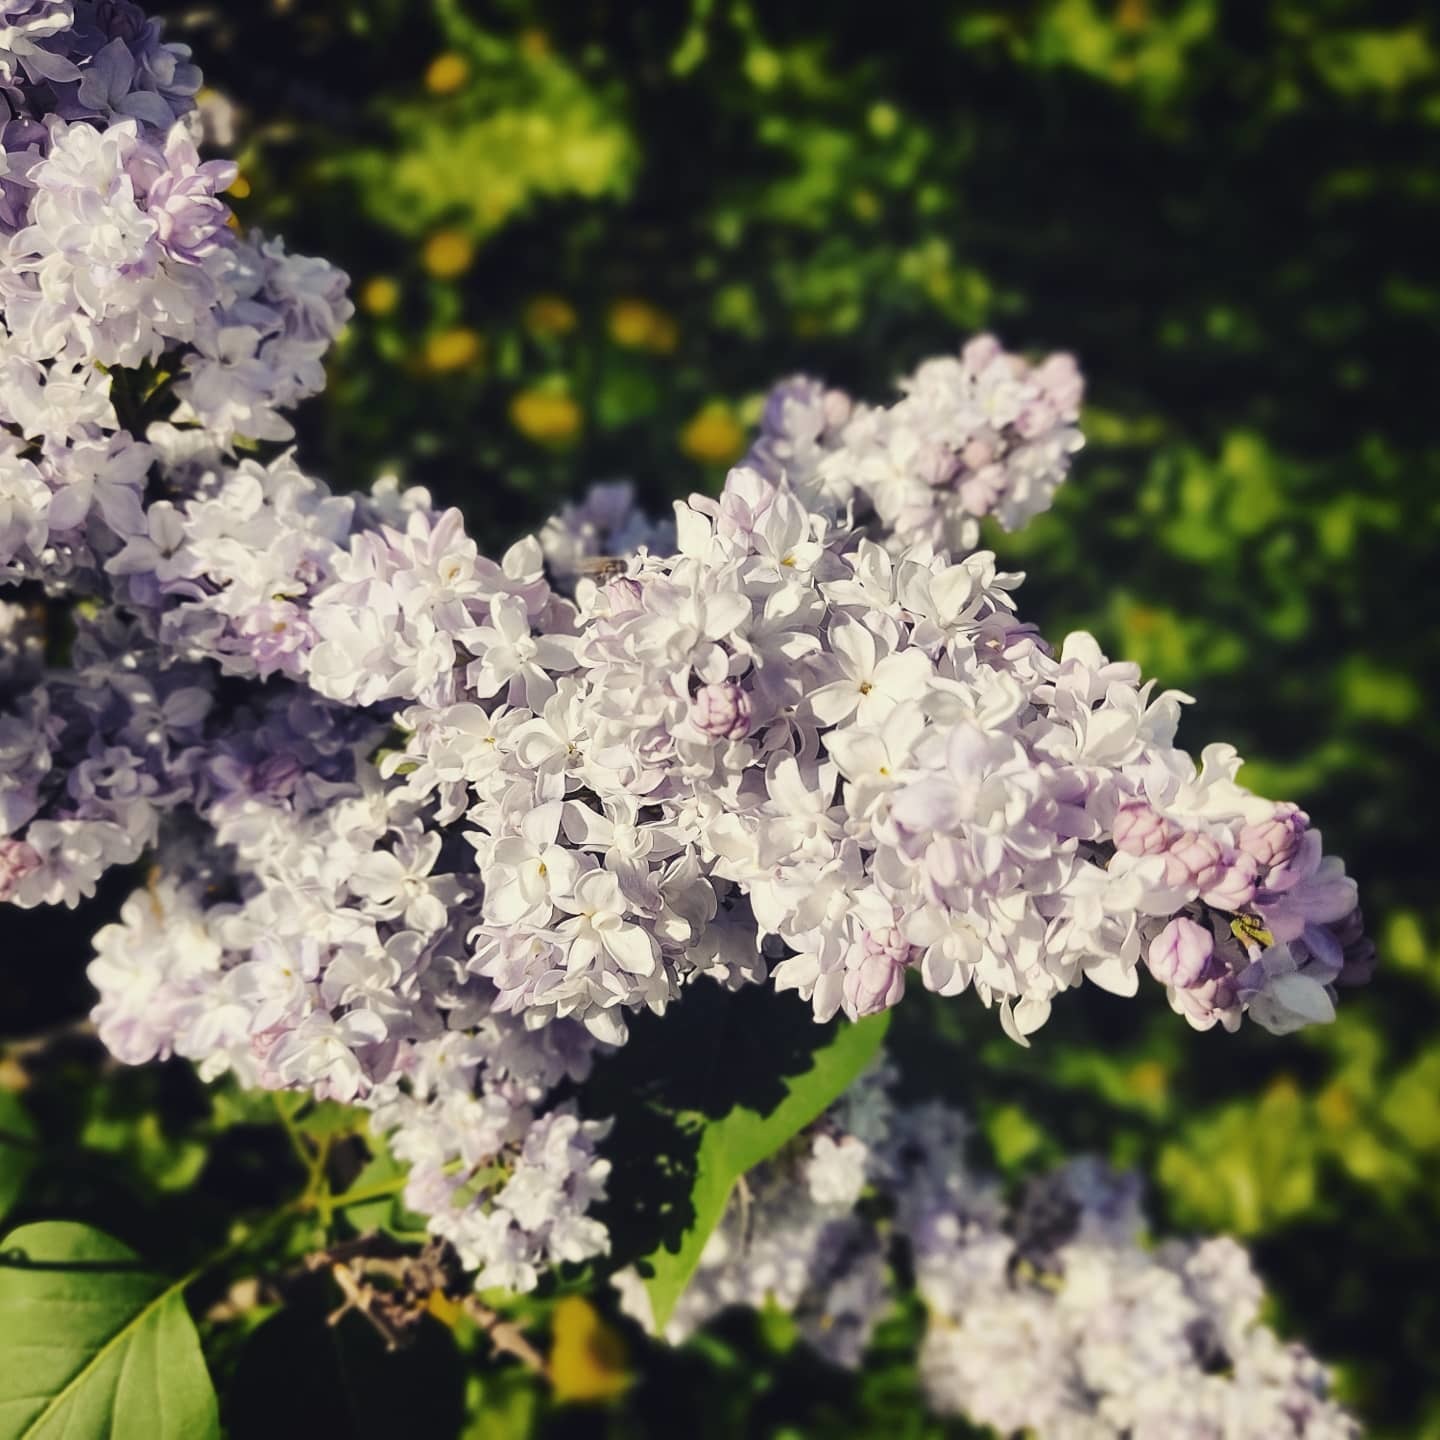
[843,948,908,1019]
[1013,399,1059,440]
[1163,829,1226,892]
[821,388,852,430]
[863,925,912,966]
[962,334,1002,372]
[1200,851,1259,912]
[1147,916,1217,989]
[957,465,1004,517]
[914,441,961,489]
[1113,802,1177,857]
[1035,352,1084,415]
[690,682,752,742]
[961,438,996,471]
[0,837,41,902]
[1237,802,1309,871]
[1170,970,1241,1031]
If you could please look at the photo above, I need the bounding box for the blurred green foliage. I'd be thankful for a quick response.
[3,0,1439,1434]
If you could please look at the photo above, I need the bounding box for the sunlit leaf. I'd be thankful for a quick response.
[635,1010,889,1330]
[0,1221,218,1440]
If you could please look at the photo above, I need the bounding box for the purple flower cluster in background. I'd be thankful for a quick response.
[616,1064,1359,1438]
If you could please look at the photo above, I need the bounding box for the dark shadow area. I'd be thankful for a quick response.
[580,981,838,1269]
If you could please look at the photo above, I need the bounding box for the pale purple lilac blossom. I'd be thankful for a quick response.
[615,1066,1358,1438]
[0,0,1373,1309]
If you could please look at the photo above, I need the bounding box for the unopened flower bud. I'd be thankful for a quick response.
[1200,851,1259,912]
[957,466,1004,517]
[822,389,852,430]
[914,441,961,489]
[1170,970,1241,1031]
[962,334,1002,372]
[1237,803,1309,871]
[863,926,911,966]
[1013,400,1058,439]
[690,682,752,741]
[0,837,41,902]
[1147,916,1217,989]
[1163,829,1226,892]
[1035,352,1084,414]
[843,948,908,1018]
[1113,802,1177,857]
[961,438,996,471]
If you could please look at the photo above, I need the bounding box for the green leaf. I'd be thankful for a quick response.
[336,1145,429,1240]
[293,1099,368,1139]
[0,1091,37,1222]
[0,1221,218,1440]
[639,1010,889,1330]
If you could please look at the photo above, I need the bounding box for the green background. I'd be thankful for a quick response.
[3,1,1438,1435]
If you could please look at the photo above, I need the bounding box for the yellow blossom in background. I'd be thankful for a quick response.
[360,276,400,316]
[424,52,470,95]
[608,298,678,353]
[425,327,484,372]
[1127,1060,1169,1105]
[511,386,582,445]
[1117,0,1150,31]
[524,294,578,337]
[868,101,900,138]
[851,187,881,222]
[548,1296,631,1405]
[519,28,551,60]
[423,228,475,280]
[424,1290,464,1328]
[680,401,745,465]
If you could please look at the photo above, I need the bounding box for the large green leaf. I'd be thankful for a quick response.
[637,1009,890,1330]
[0,1221,219,1440]
[0,1090,37,1222]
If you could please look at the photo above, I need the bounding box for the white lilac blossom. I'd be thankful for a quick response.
[745,335,1085,554]
[0,8,348,585]
[616,1069,1359,1440]
[389,460,1367,1048]
[0,0,1373,1309]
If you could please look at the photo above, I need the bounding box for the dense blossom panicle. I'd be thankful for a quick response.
[0,0,1373,1334]
[745,334,1084,554]
[616,1067,1359,1439]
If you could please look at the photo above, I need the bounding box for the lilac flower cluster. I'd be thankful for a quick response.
[747,335,1084,554]
[1,1,349,591]
[1,3,609,1292]
[0,0,1373,1306]
[617,1067,1359,1439]
[367,455,1366,1047]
